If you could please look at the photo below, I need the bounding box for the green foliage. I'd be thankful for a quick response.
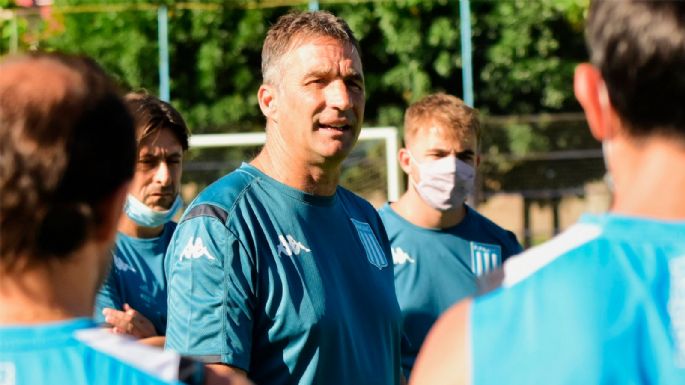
[0,0,595,195]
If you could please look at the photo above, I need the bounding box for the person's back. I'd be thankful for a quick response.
[0,53,205,385]
[1,319,193,385]
[410,2,685,384]
[471,214,685,384]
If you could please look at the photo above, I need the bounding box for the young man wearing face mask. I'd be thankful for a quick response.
[95,92,189,347]
[378,93,522,378]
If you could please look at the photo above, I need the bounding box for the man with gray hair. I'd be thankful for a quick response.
[165,11,403,385]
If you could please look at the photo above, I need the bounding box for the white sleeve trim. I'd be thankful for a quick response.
[75,328,180,382]
[501,223,602,288]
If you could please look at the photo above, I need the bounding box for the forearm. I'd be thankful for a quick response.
[205,364,251,385]
[139,335,165,347]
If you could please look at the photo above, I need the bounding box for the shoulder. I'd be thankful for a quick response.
[183,168,259,220]
[73,328,187,384]
[178,168,261,228]
[498,221,603,288]
[465,206,522,252]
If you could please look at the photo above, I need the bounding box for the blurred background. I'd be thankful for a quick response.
[0,0,607,247]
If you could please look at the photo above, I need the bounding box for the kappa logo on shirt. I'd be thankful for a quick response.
[277,234,311,257]
[113,253,136,273]
[180,237,216,261]
[391,247,416,265]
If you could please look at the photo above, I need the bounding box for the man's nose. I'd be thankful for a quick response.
[154,161,172,186]
[325,80,353,110]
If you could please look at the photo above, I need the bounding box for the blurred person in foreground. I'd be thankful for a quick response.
[410,1,685,384]
[95,92,189,347]
[378,93,521,378]
[0,52,248,385]
[164,10,403,385]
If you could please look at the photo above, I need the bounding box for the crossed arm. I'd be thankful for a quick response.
[102,303,165,347]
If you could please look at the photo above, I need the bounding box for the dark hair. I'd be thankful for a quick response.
[404,93,480,148]
[586,0,685,137]
[0,53,136,270]
[262,10,360,85]
[125,92,189,151]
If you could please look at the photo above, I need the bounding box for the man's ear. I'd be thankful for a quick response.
[398,148,412,175]
[574,63,616,141]
[258,84,278,122]
[93,182,129,244]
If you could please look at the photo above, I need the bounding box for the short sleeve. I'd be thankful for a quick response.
[164,211,256,371]
[94,257,123,323]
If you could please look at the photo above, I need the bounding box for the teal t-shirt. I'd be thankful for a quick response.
[472,214,685,384]
[378,203,521,375]
[165,163,402,385]
[0,318,196,385]
[95,221,176,335]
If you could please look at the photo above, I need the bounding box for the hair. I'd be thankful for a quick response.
[261,10,360,86]
[586,0,685,138]
[403,93,480,148]
[0,53,136,271]
[125,92,189,151]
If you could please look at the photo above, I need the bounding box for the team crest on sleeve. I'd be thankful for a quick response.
[470,242,501,276]
[351,218,388,270]
[180,237,216,261]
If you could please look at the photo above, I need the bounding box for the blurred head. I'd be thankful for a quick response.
[0,53,135,273]
[258,11,365,166]
[581,0,685,139]
[400,93,480,211]
[125,92,188,212]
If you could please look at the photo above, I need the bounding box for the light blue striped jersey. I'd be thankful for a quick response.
[471,214,685,384]
[165,163,402,385]
[0,318,198,385]
[95,221,176,335]
[378,203,521,376]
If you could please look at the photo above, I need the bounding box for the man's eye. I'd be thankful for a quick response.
[348,81,363,91]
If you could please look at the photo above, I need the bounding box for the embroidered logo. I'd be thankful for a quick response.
[391,247,416,265]
[180,237,216,261]
[351,218,388,270]
[0,362,15,385]
[112,253,136,273]
[277,234,311,257]
[470,242,502,276]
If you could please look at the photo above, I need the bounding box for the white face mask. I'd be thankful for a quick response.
[408,151,476,211]
[124,194,183,228]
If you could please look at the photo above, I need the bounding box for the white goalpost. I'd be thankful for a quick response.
[188,127,403,201]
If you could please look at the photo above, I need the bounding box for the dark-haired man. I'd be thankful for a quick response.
[165,10,403,385]
[411,1,685,384]
[95,92,189,347]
